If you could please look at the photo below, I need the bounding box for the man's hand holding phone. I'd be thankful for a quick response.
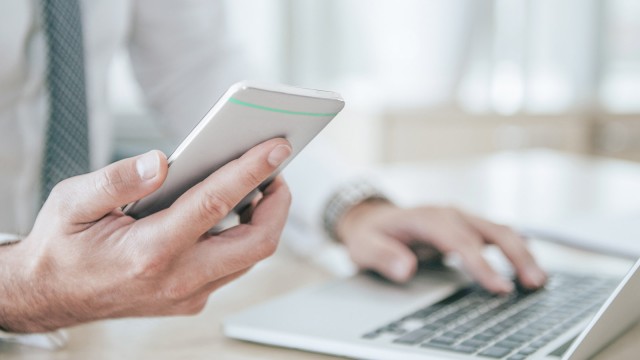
[0,139,292,333]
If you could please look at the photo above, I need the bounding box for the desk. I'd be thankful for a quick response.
[3,150,640,359]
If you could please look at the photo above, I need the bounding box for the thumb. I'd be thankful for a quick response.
[349,234,418,283]
[45,150,168,223]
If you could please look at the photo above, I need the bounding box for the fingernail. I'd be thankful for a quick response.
[391,260,411,281]
[496,277,514,293]
[527,266,547,287]
[268,144,292,167]
[136,151,160,180]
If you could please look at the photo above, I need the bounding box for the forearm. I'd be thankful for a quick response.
[0,240,24,332]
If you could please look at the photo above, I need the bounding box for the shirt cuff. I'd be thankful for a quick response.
[0,329,68,350]
[0,233,22,246]
[322,181,390,242]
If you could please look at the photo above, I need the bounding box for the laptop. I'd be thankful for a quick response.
[224,257,640,360]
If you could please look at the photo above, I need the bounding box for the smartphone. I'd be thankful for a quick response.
[123,81,345,219]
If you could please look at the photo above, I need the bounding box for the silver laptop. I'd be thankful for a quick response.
[224,258,640,360]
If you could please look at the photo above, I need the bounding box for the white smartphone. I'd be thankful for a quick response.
[123,81,344,219]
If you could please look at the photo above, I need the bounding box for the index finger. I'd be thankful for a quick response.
[170,175,291,289]
[140,138,292,245]
[464,214,547,289]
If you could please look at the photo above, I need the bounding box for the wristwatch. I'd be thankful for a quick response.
[322,181,389,242]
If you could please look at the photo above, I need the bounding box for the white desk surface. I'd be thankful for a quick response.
[3,149,640,359]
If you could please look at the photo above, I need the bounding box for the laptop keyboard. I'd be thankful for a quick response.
[362,273,617,359]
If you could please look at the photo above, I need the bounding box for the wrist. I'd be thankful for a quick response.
[0,240,29,332]
[0,238,59,333]
[335,200,394,242]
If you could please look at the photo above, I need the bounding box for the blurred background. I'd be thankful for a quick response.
[108,0,640,166]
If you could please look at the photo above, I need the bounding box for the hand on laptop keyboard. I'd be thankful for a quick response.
[363,273,617,359]
[514,276,541,295]
[335,203,547,294]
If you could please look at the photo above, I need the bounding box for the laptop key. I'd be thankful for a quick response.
[411,305,444,318]
[461,339,487,349]
[472,333,494,342]
[420,323,441,331]
[494,339,521,350]
[420,341,476,354]
[429,336,457,345]
[504,334,528,344]
[381,325,406,334]
[517,347,538,355]
[455,323,477,332]
[451,345,478,354]
[362,331,380,339]
[393,329,435,345]
[506,355,527,360]
[531,339,549,348]
[478,346,512,358]
[443,330,466,339]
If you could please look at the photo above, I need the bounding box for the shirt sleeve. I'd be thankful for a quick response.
[281,136,369,256]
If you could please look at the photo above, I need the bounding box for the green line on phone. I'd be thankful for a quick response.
[229,97,338,117]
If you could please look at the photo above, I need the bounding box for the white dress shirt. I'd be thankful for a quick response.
[0,0,357,344]
[0,0,248,234]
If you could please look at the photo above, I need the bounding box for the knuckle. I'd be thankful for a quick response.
[199,191,233,220]
[369,243,390,262]
[48,178,92,220]
[47,179,73,211]
[212,258,234,276]
[493,225,525,247]
[448,207,464,218]
[509,240,531,258]
[162,281,195,302]
[242,169,264,189]
[450,232,475,248]
[256,232,279,259]
[495,224,514,236]
[49,178,70,197]
[281,183,292,205]
[177,298,207,315]
[95,169,125,202]
[130,252,169,280]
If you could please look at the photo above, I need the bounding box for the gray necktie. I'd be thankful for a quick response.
[40,0,90,206]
